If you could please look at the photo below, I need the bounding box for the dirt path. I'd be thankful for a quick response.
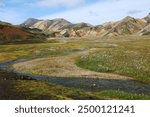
[0,49,150,95]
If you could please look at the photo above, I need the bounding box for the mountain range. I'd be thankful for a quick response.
[20,13,150,37]
[0,13,150,43]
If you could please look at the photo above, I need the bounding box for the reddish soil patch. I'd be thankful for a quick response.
[0,24,33,40]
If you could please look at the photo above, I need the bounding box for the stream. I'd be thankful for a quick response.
[0,59,150,95]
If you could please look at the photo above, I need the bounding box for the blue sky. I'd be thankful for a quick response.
[0,0,150,25]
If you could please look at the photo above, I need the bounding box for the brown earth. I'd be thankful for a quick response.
[0,25,32,40]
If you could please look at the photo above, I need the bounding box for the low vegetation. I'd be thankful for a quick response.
[0,40,84,62]
[77,36,150,83]
[0,36,150,100]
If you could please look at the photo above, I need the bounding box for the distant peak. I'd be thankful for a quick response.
[21,18,40,27]
[53,18,66,20]
[147,13,150,17]
[121,16,136,22]
[75,22,93,27]
[42,18,71,23]
[123,16,134,20]
[144,13,150,23]
[52,18,70,22]
[27,18,37,20]
[26,18,39,21]
[144,13,150,17]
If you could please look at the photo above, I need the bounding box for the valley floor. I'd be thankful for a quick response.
[0,36,150,100]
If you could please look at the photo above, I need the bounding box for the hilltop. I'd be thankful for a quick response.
[0,21,46,44]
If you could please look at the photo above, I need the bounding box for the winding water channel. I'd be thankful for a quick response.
[0,58,150,95]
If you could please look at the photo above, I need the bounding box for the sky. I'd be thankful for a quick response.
[0,0,150,25]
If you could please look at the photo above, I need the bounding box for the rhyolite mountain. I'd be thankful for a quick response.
[21,18,95,37]
[22,18,72,32]
[103,16,147,36]
[20,13,150,37]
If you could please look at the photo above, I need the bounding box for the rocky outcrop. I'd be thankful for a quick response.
[139,24,150,35]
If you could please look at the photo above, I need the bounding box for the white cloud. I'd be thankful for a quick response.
[0,0,5,7]
[41,0,150,25]
[32,0,85,8]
